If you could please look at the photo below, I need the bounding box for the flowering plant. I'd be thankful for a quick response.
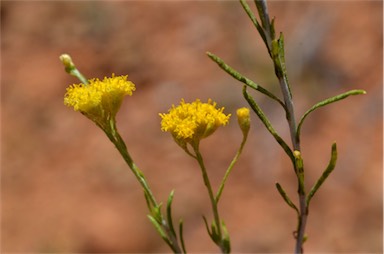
[61,53,249,253]
[60,0,366,253]
[207,0,365,252]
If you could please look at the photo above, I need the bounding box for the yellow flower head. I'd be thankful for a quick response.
[159,99,231,148]
[64,74,135,125]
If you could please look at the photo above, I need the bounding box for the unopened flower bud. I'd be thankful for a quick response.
[59,54,75,70]
[236,107,250,136]
[293,150,301,159]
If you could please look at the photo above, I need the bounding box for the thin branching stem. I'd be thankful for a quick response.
[216,129,248,203]
[103,119,183,253]
[193,145,228,253]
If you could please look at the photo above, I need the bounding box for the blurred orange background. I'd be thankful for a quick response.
[1,1,382,253]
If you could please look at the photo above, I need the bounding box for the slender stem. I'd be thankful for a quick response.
[293,151,307,254]
[108,119,158,207]
[295,195,307,253]
[254,1,305,252]
[255,0,273,49]
[70,68,89,85]
[278,78,299,151]
[163,223,183,254]
[193,145,226,253]
[216,132,247,203]
[103,119,182,253]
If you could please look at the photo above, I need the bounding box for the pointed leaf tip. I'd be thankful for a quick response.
[306,142,337,206]
[297,89,367,141]
[275,182,299,215]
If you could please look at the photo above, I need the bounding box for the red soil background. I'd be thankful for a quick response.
[1,1,382,253]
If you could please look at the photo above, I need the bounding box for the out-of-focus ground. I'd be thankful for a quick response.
[1,1,382,253]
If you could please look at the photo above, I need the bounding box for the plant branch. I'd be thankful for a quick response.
[103,119,183,253]
[207,52,285,109]
[193,145,229,253]
[216,127,248,203]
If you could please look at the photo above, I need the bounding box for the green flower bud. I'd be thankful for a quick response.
[236,107,250,136]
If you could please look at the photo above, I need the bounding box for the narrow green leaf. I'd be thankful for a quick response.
[297,90,366,141]
[240,0,269,51]
[276,182,299,215]
[210,221,220,244]
[306,143,338,206]
[166,190,176,237]
[143,191,152,212]
[270,17,276,39]
[207,52,285,108]
[202,216,215,242]
[179,219,187,253]
[243,86,295,164]
[147,215,171,245]
[277,33,292,97]
[152,203,163,224]
[271,39,280,60]
[148,215,181,253]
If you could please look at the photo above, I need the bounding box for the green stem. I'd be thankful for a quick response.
[216,131,247,203]
[107,119,157,207]
[272,35,299,151]
[253,1,306,252]
[193,145,227,253]
[103,118,183,253]
[69,68,88,85]
[242,1,305,252]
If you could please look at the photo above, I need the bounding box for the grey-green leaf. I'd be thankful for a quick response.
[243,86,295,164]
[306,143,337,206]
[240,0,269,51]
[297,90,366,141]
[277,33,292,97]
[147,215,169,244]
[179,219,187,253]
[166,190,176,237]
[206,52,285,108]
[202,216,215,242]
[276,182,299,215]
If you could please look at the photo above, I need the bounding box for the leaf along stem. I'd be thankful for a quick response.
[207,52,285,109]
[193,145,229,253]
[102,120,183,253]
[296,90,366,142]
[276,183,299,215]
[243,86,295,165]
[306,143,337,206]
[216,126,248,203]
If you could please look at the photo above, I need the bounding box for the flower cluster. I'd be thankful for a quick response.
[64,74,135,126]
[160,99,230,148]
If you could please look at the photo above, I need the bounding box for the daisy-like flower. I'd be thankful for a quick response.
[160,99,231,149]
[64,74,135,127]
